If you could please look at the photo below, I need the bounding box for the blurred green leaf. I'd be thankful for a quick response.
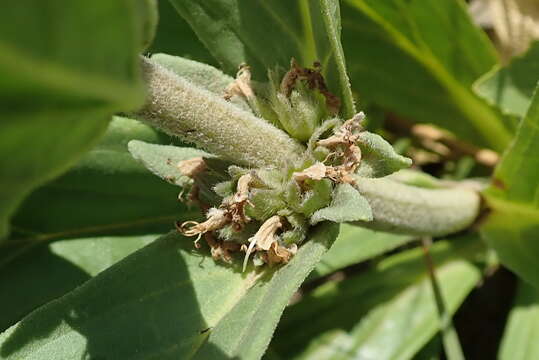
[168,0,356,117]
[312,224,413,279]
[0,1,146,239]
[0,235,155,332]
[148,0,216,65]
[481,85,539,288]
[271,235,483,360]
[498,281,539,360]
[475,41,539,118]
[10,117,197,240]
[0,224,338,360]
[341,0,512,151]
[136,0,159,51]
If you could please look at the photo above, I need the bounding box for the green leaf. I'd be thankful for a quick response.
[149,0,216,65]
[311,184,373,224]
[0,223,339,360]
[0,235,156,332]
[498,281,539,360]
[312,224,413,279]
[0,1,146,239]
[481,85,539,288]
[341,0,512,151]
[475,41,539,118]
[271,235,483,360]
[10,117,197,240]
[356,131,412,177]
[128,140,213,187]
[168,0,356,117]
[136,0,159,51]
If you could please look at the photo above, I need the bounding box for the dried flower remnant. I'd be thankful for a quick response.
[225,173,255,231]
[204,233,241,263]
[266,242,297,266]
[281,58,341,114]
[177,157,206,177]
[178,208,230,247]
[224,63,255,101]
[242,215,283,271]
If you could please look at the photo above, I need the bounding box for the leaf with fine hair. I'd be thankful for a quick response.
[0,235,156,332]
[10,117,197,240]
[356,132,412,178]
[311,184,372,224]
[0,224,339,360]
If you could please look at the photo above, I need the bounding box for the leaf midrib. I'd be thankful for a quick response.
[345,0,510,151]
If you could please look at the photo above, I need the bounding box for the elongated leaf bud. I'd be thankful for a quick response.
[133,57,304,167]
[352,177,481,236]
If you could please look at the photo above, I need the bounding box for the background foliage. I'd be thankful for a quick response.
[1,0,538,359]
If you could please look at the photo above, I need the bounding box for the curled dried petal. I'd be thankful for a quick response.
[224,64,254,100]
[177,157,206,178]
[293,162,327,183]
[179,208,230,237]
[242,215,283,271]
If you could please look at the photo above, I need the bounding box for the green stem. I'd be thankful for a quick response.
[352,177,481,237]
[421,237,465,360]
[133,57,304,168]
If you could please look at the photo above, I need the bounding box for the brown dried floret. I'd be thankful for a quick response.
[280,58,341,114]
[266,242,298,266]
[177,157,206,178]
[204,233,241,263]
[242,215,283,271]
[224,63,255,100]
[178,208,231,247]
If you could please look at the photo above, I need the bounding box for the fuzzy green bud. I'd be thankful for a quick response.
[133,57,304,168]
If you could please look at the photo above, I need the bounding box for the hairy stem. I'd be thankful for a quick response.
[352,177,481,237]
[132,57,304,167]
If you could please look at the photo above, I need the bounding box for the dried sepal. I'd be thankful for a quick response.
[266,242,297,266]
[177,157,206,178]
[204,233,241,263]
[292,162,327,183]
[178,208,230,244]
[225,173,255,231]
[242,215,283,271]
[224,63,255,100]
[280,58,341,114]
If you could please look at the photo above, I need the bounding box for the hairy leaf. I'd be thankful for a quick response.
[0,235,156,332]
[356,132,412,178]
[341,0,511,151]
[10,117,197,240]
[481,85,539,288]
[0,224,338,360]
[312,224,413,279]
[311,184,373,224]
[271,235,483,360]
[0,1,146,239]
